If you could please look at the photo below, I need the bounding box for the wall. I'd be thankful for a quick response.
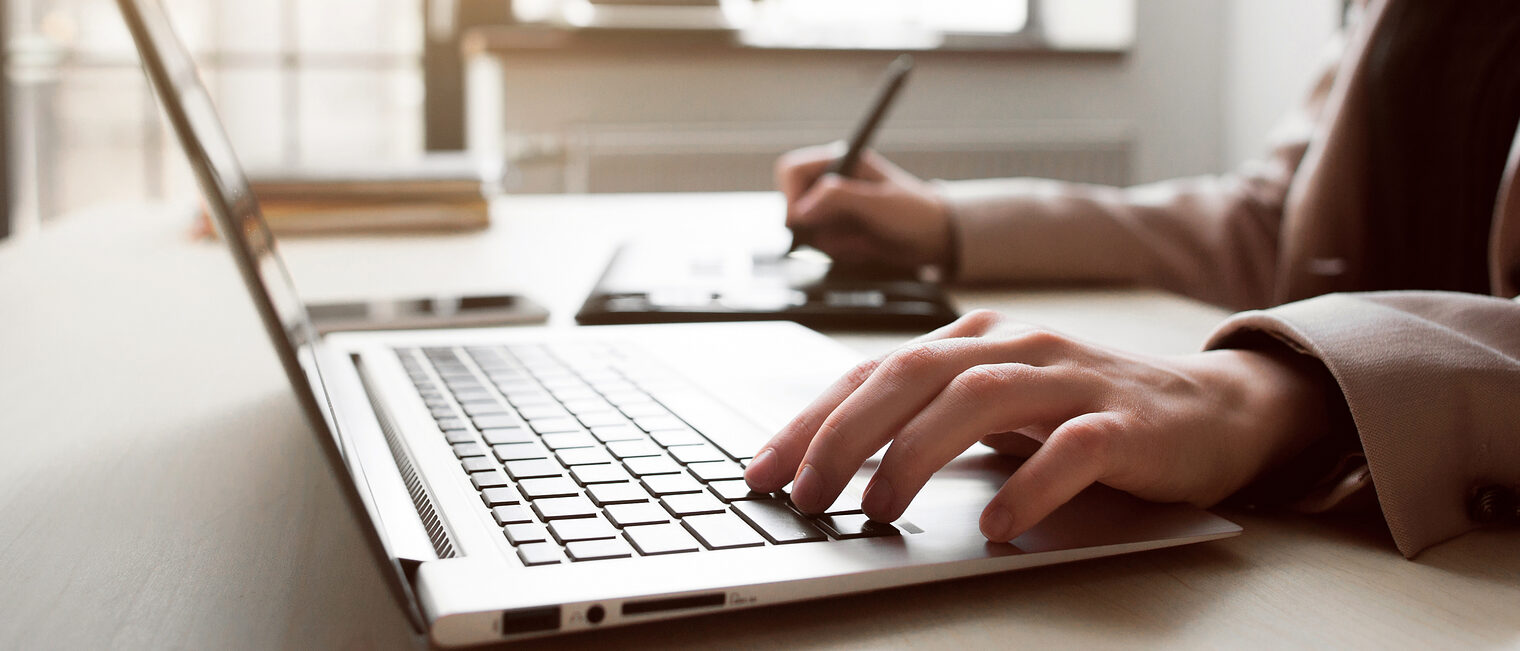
[1221,0,1342,169]
[470,0,1347,193]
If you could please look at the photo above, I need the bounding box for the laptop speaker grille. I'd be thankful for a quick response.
[357,356,457,560]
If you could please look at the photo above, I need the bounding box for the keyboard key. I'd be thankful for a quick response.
[541,431,596,450]
[444,430,475,445]
[605,502,670,527]
[618,402,669,418]
[591,425,645,443]
[461,457,496,473]
[641,473,704,496]
[533,495,599,520]
[539,376,585,390]
[504,522,548,545]
[518,476,581,499]
[505,390,554,407]
[518,404,570,420]
[494,379,538,394]
[451,389,492,402]
[635,415,687,432]
[708,479,769,502]
[481,427,533,445]
[480,486,522,506]
[452,442,489,459]
[814,514,900,539]
[551,387,599,402]
[687,461,746,482]
[566,538,634,561]
[504,458,565,480]
[603,391,652,408]
[624,455,682,477]
[683,512,765,550]
[649,427,706,448]
[472,414,521,429]
[607,439,662,459]
[660,492,726,517]
[669,444,726,465]
[430,405,458,419]
[571,463,633,485]
[561,398,613,415]
[494,442,549,462]
[733,500,828,544]
[436,417,469,431]
[461,401,509,417]
[517,542,563,566]
[549,516,618,544]
[470,471,510,490]
[624,523,701,555]
[576,412,630,428]
[555,447,613,466]
[587,482,652,507]
[530,418,585,435]
[492,505,534,525]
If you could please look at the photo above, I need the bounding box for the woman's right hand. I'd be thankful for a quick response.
[777,144,954,270]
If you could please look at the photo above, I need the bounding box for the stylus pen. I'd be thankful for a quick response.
[789,54,915,253]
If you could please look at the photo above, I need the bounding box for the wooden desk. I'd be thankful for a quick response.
[1,193,1516,649]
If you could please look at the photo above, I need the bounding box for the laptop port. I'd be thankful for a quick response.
[621,592,726,616]
[501,606,560,635]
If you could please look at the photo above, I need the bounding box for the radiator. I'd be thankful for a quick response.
[502,120,1134,194]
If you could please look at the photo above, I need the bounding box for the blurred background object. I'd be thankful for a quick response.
[0,0,1344,240]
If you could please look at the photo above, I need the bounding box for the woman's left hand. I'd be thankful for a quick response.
[743,310,1336,542]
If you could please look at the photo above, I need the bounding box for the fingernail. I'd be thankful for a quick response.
[792,465,824,513]
[745,448,777,488]
[861,479,895,520]
[982,506,1015,542]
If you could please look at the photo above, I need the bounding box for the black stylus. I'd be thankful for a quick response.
[789,54,914,253]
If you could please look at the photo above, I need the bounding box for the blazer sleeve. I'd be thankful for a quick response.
[941,37,1344,311]
[1204,291,1520,558]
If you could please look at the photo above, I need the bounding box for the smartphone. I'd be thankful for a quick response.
[305,294,549,333]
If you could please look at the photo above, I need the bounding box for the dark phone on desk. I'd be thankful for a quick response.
[306,294,549,333]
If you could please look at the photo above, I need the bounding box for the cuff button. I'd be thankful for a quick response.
[1467,485,1517,524]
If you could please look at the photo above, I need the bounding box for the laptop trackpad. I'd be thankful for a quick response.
[904,449,1214,553]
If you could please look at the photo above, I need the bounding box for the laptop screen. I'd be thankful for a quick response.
[116,0,339,443]
[116,0,431,629]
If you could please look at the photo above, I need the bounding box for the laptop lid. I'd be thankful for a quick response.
[115,0,426,630]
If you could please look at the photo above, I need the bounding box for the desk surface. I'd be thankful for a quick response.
[2,193,1516,650]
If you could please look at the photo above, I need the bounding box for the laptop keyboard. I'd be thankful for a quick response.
[395,342,901,567]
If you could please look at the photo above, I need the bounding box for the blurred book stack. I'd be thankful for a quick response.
[198,154,491,237]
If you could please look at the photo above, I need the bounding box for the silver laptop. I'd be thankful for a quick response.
[118,0,1241,645]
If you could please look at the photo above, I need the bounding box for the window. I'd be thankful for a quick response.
[5,0,425,229]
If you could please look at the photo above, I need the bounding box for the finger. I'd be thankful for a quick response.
[776,143,846,203]
[746,310,1003,492]
[786,175,898,232]
[744,357,879,491]
[861,363,1092,522]
[790,327,1077,514]
[980,411,1122,542]
[852,149,896,183]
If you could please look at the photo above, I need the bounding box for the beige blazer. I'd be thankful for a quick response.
[940,0,1520,558]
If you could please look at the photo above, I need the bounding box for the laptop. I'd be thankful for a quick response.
[118,0,1241,645]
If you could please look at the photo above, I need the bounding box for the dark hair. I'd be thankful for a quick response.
[1362,0,1520,293]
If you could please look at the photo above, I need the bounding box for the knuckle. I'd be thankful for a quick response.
[842,358,881,388]
[955,309,1004,335]
[949,364,1009,403]
[879,345,943,384]
[1012,327,1069,352]
[1057,417,1114,463]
